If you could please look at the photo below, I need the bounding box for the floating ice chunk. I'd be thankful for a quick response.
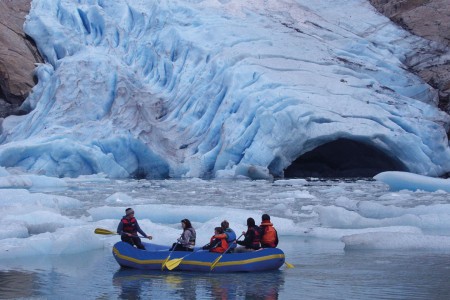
[374,171,450,192]
[234,164,273,180]
[0,189,82,210]
[0,223,29,239]
[315,205,450,231]
[4,211,84,235]
[273,179,308,186]
[304,226,422,241]
[335,196,359,211]
[105,192,133,204]
[0,226,106,259]
[342,232,450,250]
[0,174,67,191]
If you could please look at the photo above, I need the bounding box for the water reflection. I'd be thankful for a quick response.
[0,270,38,299]
[112,269,285,300]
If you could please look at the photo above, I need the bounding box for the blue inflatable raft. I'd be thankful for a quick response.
[113,242,285,272]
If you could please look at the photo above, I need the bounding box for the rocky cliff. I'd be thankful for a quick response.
[369,0,450,112]
[0,0,42,118]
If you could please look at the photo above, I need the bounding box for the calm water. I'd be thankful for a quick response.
[1,178,450,299]
[1,238,449,299]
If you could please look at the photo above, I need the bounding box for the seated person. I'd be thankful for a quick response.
[236,217,261,252]
[202,227,229,253]
[170,219,196,251]
[212,220,237,253]
[260,214,279,248]
[117,207,152,250]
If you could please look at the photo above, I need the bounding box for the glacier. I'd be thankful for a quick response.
[0,0,450,179]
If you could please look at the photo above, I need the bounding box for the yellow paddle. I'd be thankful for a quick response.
[167,233,244,271]
[165,257,183,270]
[165,248,203,270]
[162,242,180,270]
[209,233,295,270]
[284,261,295,268]
[94,228,146,238]
[94,228,118,235]
[210,233,244,271]
[95,228,178,270]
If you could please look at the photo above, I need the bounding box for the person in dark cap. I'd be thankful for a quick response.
[236,217,261,252]
[260,214,278,248]
[117,208,152,250]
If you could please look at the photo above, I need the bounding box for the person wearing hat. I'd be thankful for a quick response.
[117,208,152,250]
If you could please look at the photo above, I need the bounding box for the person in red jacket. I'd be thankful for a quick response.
[260,214,278,248]
[117,208,152,250]
[236,217,261,251]
[202,227,229,253]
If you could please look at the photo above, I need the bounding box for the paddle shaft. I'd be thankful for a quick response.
[111,232,147,238]
[166,235,236,271]
[94,228,147,238]
[210,233,244,270]
[165,247,205,271]
[162,241,182,270]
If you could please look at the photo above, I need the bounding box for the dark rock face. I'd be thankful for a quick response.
[369,0,450,113]
[0,0,42,117]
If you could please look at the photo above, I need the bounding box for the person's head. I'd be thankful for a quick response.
[125,208,134,218]
[247,217,255,227]
[215,227,224,234]
[221,220,229,230]
[181,218,192,229]
[262,214,270,221]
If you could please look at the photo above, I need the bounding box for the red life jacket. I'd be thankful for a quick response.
[248,226,261,249]
[121,217,138,234]
[260,221,278,248]
[210,235,229,253]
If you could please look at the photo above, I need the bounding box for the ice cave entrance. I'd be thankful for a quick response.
[283,138,407,178]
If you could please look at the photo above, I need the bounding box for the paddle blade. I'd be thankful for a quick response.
[210,255,223,271]
[161,257,170,270]
[165,258,183,270]
[94,228,117,235]
[284,262,295,269]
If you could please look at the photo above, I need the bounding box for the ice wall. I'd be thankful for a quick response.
[0,0,449,178]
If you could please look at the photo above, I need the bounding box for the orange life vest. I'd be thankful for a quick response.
[260,221,278,248]
[210,235,229,253]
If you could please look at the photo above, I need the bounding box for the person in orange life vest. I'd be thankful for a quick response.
[260,214,279,248]
[170,218,196,251]
[117,208,152,250]
[212,220,237,253]
[202,227,229,253]
[236,217,261,251]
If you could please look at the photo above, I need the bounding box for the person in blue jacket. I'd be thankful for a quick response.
[211,220,237,253]
[117,208,152,250]
[221,220,237,252]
